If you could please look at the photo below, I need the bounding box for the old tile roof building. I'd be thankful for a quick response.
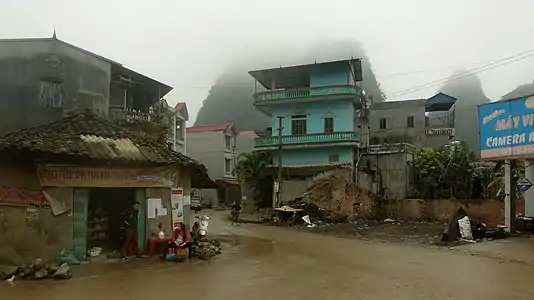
[0,111,214,188]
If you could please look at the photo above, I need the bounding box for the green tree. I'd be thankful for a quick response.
[412,142,480,199]
[234,151,272,207]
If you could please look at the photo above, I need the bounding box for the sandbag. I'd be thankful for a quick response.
[458,216,473,240]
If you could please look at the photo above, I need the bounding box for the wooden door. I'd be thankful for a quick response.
[72,188,89,260]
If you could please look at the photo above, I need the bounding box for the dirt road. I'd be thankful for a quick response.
[2,210,533,300]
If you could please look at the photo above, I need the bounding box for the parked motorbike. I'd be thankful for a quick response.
[192,215,210,240]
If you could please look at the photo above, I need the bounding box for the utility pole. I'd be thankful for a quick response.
[275,116,284,208]
[505,159,517,233]
[509,159,517,233]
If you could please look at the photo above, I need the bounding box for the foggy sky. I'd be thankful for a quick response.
[1,0,534,124]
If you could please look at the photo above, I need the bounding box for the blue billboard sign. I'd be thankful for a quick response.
[478,95,534,160]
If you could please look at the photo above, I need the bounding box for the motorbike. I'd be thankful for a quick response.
[192,215,210,240]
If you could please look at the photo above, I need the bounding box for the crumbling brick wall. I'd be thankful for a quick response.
[390,198,525,227]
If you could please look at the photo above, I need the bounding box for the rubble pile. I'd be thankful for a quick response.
[0,258,72,282]
[192,238,222,260]
[296,173,373,222]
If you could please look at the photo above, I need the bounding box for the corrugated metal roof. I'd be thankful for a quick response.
[0,111,216,188]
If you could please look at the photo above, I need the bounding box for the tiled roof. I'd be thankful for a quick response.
[0,111,215,188]
[174,102,185,111]
[187,123,234,133]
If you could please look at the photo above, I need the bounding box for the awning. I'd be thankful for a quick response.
[215,179,240,186]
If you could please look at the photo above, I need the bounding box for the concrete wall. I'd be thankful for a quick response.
[369,100,451,149]
[145,187,172,239]
[0,39,111,134]
[175,167,192,228]
[274,146,354,165]
[370,100,427,148]
[279,178,313,203]
[186,130,237,181]
[0,162,73,265]
[358,151,413,200]
[236,132,256,156]
[390,198,525,227]
[310,67,350,87]
[271,100,355,135]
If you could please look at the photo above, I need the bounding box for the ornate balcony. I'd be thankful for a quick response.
[425,126,455,136]
[366,143,417,155]
[254,85,362,103]
[109,108,169,127]
[255,131,359,149]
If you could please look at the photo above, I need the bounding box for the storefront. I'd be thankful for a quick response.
[0,112,214,264]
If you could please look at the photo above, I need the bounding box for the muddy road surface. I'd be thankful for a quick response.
[2,210,534,300]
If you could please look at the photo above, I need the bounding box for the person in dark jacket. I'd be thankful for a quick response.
[120,201,142,260]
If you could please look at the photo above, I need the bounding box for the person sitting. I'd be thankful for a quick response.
[161,222,191,261]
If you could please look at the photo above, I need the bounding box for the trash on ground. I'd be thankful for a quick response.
[0,257,73,281]
[88,247,103,257]
[192,238,222,260]
[55,249,81,265]
[302,215,316,228]
[458,216,474,240]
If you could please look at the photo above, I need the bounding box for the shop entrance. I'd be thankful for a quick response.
[87,188,136,253]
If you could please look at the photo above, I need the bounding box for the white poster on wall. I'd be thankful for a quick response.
[147,198,161,219]
[171,187,184,229]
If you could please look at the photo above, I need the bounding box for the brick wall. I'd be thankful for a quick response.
[390,198,525,227]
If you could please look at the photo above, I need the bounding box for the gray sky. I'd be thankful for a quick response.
[2,0,534,123]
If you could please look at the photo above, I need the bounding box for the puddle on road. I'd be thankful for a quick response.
[0,234,275,297]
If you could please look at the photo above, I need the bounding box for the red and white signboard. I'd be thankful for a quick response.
[171,187,184,229]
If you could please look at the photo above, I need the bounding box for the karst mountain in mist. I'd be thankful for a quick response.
[194,39,385,130]
[194,39,533,151]
[501,81,534,100]
[437,70,490,150]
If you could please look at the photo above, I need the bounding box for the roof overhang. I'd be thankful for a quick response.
[425,92,457,112]
[110,64,173,105]
[249,59,361,89]
[216,179,240,186]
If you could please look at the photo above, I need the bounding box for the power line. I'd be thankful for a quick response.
[386,47,534,99]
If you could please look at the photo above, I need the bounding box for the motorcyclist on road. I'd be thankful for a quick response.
[231,201,241,226]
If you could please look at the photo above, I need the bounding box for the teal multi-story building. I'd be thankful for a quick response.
[249,59,369,176]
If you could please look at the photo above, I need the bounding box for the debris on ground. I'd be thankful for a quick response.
[55,249,81,265]
[1,258,73,282]
[440,207,508,245]
[192,238,222,260]
[303,219,445,246]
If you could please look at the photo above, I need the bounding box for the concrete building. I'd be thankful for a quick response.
[186,123,240,206]
[368,93,457,149]
[249,59,370,204]
[0,34,172,139]
[354,93,456,200]
[236,130,258,156]
[165,102,188,154]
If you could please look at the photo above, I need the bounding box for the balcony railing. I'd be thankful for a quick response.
[366,143,417,155]
[255,131,359,147]
[425,126,455,136]
[109,108,169,128]
[254,85,362,102]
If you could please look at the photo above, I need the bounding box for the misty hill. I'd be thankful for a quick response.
[194,39,385,130]
[437,71,490,150]
[502,81,534,100]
